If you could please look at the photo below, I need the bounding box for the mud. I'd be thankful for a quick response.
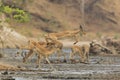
[0,48,120,80]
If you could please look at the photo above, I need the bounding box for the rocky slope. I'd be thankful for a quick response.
[1,0,120,36]
[0,14,28,48]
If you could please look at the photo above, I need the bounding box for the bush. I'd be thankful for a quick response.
[13,8,30,22]
[13,12,30,22]
[0,3,30,23]
[3,6,13,14]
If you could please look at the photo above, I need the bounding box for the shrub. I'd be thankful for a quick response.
[3,6,13,14]
[13,13,30,22]
[0,3,30,23]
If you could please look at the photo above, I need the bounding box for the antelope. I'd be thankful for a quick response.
[26,40,57,70]
[22,40,55,63]
[45,25,86,44]
[70,41,108,63]
[70,44,90,63]
[22,39,65,65]
[47,39,67,62]
[69,41,111,63]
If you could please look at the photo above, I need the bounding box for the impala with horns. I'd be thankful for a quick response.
[45,25,86,44]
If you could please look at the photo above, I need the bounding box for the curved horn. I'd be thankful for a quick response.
[79,25,83,31]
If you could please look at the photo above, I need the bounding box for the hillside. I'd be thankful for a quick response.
[0,14,28,48]
[1,0,120,37]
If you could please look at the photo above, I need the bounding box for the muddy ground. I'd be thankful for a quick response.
[0,48,120,80]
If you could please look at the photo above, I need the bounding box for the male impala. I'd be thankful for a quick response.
[45,25,86,44]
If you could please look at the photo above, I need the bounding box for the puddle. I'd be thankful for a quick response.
[14,77,32,80]
[52,70,116,75]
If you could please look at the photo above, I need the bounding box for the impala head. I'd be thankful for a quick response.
[79,25,86,36]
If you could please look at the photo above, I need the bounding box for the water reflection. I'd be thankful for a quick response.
[14,77,32,80]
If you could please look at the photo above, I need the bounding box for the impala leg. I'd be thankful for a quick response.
[45,57,56,71]
[62,51,67,63]
[56,49,62,62]
[23,49,33,63]
[86,52,89,63]
[57,50,66,63]
[82,50,88,63]
[69,52,76,63]
[81,52,89,64]
[69,52,73,60]
[36,54,42,68]
[79,51,85,63]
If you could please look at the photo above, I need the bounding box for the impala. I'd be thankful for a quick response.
[45,25,86,44]
[70,44,90,63]
[23,40,58,70]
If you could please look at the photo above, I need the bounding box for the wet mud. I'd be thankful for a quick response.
[0,48,120,80]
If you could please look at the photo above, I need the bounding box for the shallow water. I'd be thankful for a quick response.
[14,77,30,80]
[1,48,120,80]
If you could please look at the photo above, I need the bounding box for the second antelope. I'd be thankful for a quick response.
[45,25,86,44]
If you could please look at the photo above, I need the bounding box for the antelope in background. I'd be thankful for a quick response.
[70,43,90,63]
[69,40,114,64]
[45,25,86,44]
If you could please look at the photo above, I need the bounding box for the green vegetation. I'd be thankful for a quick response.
[0,2,30,23]
[3,6,13,14]
[13,8,30,22]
